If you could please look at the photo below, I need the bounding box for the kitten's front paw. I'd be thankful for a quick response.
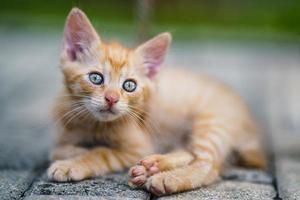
[145,172,179,196]
[128,154,163,187]
[47,160,88,182]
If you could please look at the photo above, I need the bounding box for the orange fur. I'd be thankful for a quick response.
[48,8,267,196]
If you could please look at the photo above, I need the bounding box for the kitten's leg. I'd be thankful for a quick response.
[143,125,233,195]
[48,123,153,182]
[145,159,220,196]
[48,147,150,182]
[129,150,194,187]
[147,134,267,195]
[50,145,89,161]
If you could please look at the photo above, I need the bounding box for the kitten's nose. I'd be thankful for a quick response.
[105,91,120,107]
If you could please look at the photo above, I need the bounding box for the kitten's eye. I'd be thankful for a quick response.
[123,79,137,92]
[89,72,104,85]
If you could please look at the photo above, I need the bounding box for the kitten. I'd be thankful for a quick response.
[48,8,267,196]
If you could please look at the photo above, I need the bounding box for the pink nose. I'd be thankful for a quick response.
[105,91,119,106]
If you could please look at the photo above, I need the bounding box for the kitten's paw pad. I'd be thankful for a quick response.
[128,154,166,188]
[129,165,146,177]
[146,173,179,196]
[129,175,147,187]
[47,160,86,182]
[139,154,165,174]
[128,165,147,187]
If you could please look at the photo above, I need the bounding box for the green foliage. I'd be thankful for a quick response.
[0,0,299,39]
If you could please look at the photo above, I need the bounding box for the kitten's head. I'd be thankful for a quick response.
[60,8,171,122]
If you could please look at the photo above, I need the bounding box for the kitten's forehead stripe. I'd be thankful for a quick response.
[103,42,131,72]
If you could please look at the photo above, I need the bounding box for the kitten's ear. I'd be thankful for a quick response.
[63,8,101,62]
[135,32,171,79]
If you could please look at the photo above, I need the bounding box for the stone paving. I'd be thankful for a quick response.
[0,29,299,199]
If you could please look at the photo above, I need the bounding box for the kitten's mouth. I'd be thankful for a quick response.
[99,108,116,114]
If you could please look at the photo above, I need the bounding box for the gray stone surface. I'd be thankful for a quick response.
[222,168,273,185]
[24,196,101,200]
[23,169,274,200]
[24,195,149,200]
[0,170,34,200]
[157,181,276,200]
[26,173,150,199]
[276,157,300,200]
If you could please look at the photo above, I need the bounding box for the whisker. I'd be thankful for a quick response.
[63,106,87,127]
[59,94,102,104]
[128,106,160,134]
[53,103,85,127]
[126,111,152,135]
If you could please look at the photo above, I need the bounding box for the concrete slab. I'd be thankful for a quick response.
[27,173,150,200]
[24,195,149,200]
[0,170,34,200]
[276,157,300,200]
[222,168,273,185]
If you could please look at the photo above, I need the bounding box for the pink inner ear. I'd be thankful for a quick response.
[63,8,99,62]
[147,64,159,79]
[65,32,84,61]
[143,53,165,79]
[137,33,171,79]
[64,24,92,61]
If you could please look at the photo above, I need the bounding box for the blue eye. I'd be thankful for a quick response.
[123,79,137,92]
[89,72,104,85]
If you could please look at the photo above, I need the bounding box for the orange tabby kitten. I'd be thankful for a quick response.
[48,8,267,196]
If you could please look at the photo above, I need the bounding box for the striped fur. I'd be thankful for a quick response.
[48,8,267,196]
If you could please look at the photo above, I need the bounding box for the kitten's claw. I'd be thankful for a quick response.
[47,160,87,182]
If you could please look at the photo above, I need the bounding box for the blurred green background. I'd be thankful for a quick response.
[0,0,300,41]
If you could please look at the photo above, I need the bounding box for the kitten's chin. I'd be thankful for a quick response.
[84,103,125,122]
[90,110,123,122]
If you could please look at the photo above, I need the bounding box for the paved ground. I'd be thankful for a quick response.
[0,29,299,199]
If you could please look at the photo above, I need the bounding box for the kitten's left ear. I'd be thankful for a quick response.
[135,32,172,79]
[62,8,101,63]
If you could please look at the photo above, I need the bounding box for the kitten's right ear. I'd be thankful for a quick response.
[62,8,101,62]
